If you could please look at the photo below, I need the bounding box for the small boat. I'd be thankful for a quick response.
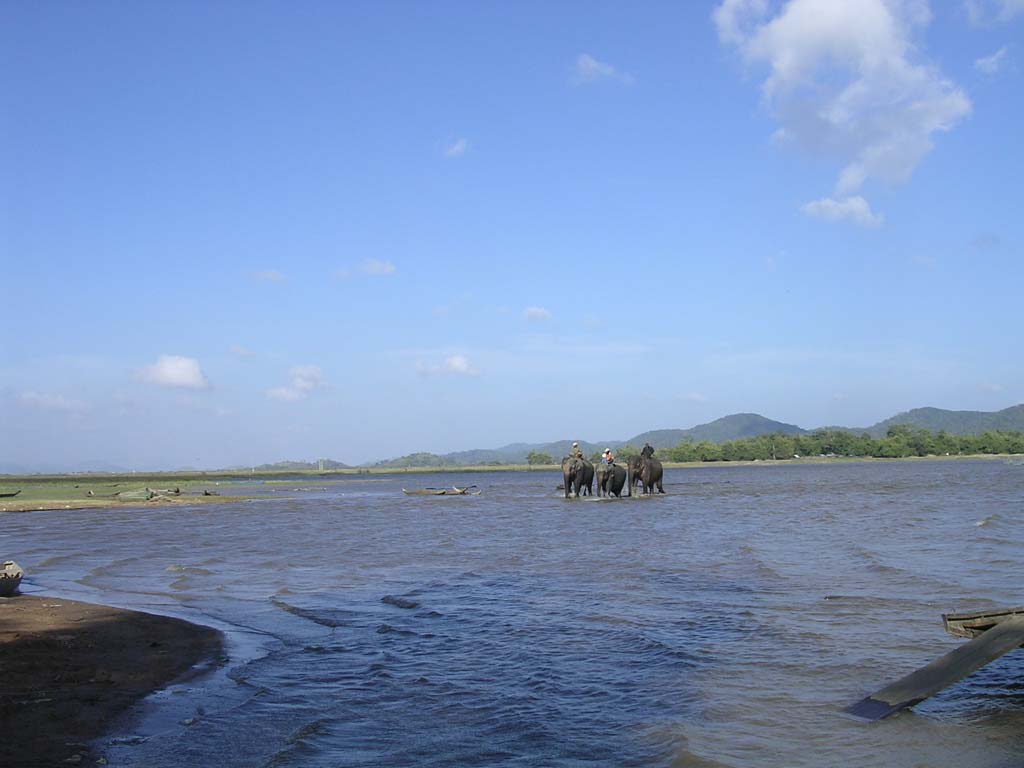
[402,486,481,496]
[847,605,1024,720]
[1,560,23,597]
[0,490,21,498]
[943,606,1024,639]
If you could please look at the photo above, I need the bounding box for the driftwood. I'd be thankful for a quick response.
[0,490,21,498]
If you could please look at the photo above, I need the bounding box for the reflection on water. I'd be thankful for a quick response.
[5,460,1024,767]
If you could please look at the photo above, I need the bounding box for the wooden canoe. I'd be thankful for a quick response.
[943,606,1024,639]
[402,486,481,496]
[0,489,21,498]
[847,605,1024,720]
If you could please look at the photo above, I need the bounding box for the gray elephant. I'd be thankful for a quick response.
[561,456,587,498]
[597,463,627,497]
[579,458,594,496]
[627,455,665,495]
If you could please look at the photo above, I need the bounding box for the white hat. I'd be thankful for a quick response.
[603,448,611,454]
[572,442,579,447]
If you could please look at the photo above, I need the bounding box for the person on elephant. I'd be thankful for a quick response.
[641,442,654,459]
[571,442,584,459]
[602,448,615,465]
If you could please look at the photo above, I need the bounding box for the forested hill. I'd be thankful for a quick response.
[367,405,1024,468]
[858,405,1024,437]
[628,414,805,448]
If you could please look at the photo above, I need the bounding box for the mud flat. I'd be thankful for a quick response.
[0,595,222,766]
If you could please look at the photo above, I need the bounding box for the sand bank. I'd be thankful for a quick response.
[0,595,223,766]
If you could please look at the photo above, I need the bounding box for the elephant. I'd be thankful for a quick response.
[597,463,627,497]
[561,456,593,498]
[627,455,665,495]
[579,458,594,496]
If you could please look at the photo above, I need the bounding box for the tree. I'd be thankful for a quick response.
[526,451,554,466]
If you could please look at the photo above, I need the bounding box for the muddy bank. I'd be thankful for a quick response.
[0,595,222,766]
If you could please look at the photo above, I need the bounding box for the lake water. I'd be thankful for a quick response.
[5,459,1024,767]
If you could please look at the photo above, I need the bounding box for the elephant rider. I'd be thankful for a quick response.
[640,442,654,459]
[602,448,615,465]
[571,442,584,459]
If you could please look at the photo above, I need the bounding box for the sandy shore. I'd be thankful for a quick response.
[0,595,223,767]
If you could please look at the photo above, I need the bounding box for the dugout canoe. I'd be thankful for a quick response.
[402,486,481,496]
[943,606,1024,639]
[847,605,1024,720]
[1,560,23,597]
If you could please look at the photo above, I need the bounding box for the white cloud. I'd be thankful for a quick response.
[416,355,480,377]
[713,0,769,45]
[230,345,255,358]
[524,306,552,321]
[966,0,1024,25]
[572,53,634,85]
[334,260,397,279]
[18,391,88,414]
[267,365,324,402]
[715,0,971,220]
[801,195,884,227]
[361,259,396,276]
[251,269,286,284]
[137,355,210,389]
[444,138,468,157]
[974,46,1009,74]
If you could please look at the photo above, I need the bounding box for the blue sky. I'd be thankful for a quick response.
[2,1,1022,470]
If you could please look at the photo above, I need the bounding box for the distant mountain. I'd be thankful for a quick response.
[356,404,1024,468]
[627,413,805,448]
[859,404,1024,438]
[369,413,806,467]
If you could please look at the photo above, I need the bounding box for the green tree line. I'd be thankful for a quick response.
[659,426,1024,462]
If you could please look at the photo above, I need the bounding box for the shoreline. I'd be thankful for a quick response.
[1,454,1018,513]
[0,594,224,766]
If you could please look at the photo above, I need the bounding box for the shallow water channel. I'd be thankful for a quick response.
[5,459,1024,767]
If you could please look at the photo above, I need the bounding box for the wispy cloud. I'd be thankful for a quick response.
[444,138,468,157]
[801,196,883,228]
[230,345,255,359]
[416,355,480,377]
[715,0,970,223]
[361,258,396,276]
[335,259,397,279]
[975,46,1009,74]
[137,355,210,390]
[524,306,552,321]
[572,53,634,85]
[267,365,324,402]
[251,269,286,284]
[966,0,1024,25]
[18,391,89,414]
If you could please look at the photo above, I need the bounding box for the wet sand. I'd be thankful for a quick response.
[0,595,223,767]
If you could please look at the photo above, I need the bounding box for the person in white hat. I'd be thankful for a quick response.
[571,441,584,459]
[601,448,615,465]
